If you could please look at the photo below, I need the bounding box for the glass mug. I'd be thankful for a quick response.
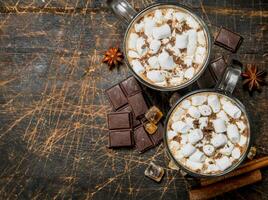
[164,65,252,177]
[107,0,212,91]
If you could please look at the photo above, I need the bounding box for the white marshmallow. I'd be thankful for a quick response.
[199,117,208,129]
[184,56,193,67]
[181,134,188,144]
[213,119,227,133]
[236,121,247,133]
[197,31,206,46]
[188,129,203,144]
[198,105,212,116]
[227,124,240,143]
[215,156,232,171]
[186,160,203,170]
[136,37,148,56]
[164,9,174,20]
[186,16,200,29]
[154,10,163,22]
[174,149,184,160]
[152,24,171,40]
[158,51,175,70]
[144,18,156,37]
[191,95,207,106]
[185,117,195,129]
[169,140,180,152]
[189,149,206,163]
[194,54,205,64]
[188,106,201,119]
[172,108,185,121]
[134,21,144,32]
[149,39,161,54]
[222,101,241,119]
[203,144,215,156]
[206,164,220,173]
[167,130,177,140]
[187,30,197,56]
[182,143,196,157]
[170,77,183,86]
[184,67,195,79]
[162,38,170,44]
[196,46,207,55]
[217,110,230,122]
[211,133,228,148]
[131,60,144,74]
[238,135,247,146]
[175,34,188,49]
[207,95,221,113]
[128,33,139,49]
[232,147,241,159]
[219,141,234,156]
[181,99,191,109]
[155,81,167,87]
[174,12,187,22]
[128,50,140,58]
[170,45,181,56]
[146,70,165,83]
[171,121,191,134]
[148,56,160,69]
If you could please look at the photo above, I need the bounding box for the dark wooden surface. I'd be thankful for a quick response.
[0,0,267,199]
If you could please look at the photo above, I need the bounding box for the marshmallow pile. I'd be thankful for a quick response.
[127,7,208,87]
[167,92,249,174]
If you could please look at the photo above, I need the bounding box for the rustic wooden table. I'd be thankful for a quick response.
[0,0,267,199]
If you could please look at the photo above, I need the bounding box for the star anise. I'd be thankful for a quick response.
[241,64,266,92]
[102,47,124,70]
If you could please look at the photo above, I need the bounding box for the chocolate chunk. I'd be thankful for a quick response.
[210,56,228,81]
[108,130,133,148]
[197,66,216,89]
[107,112,132,130]
[106,85,128,110]
[134,125,154,153]
[214,27,243,52]
[118,105,141,127]
[128,92,148,119]
[149,123,164,146]
[120,76,142,97]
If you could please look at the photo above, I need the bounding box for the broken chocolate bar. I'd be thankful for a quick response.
[108,130,133,148]
[145,106,163,124]
[118,105,141,128]
[128,92,148,119]
[144,122,158,135]
[107,112,132,130]
[120,76,142,97]
[106,84,128,110]
[214,27,243,52]
[144,162,165,182]
[149,123,164,146]
[134,125,154,153]
[210,56,228,81]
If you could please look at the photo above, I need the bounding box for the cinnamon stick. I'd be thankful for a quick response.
[189,170,262,200]
[200,156,268,186]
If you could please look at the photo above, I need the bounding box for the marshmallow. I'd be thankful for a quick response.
[144,18,156,37]
[189,149,206,163]
[192,95,208,107]
[232,147,241,159]
[186,16,200,29]
[222,101,241,119]
[227,124,240,143]
[162,38,170,44]
[197,31,206,46]
[184,67,195,79]
[198,105,212,116]
[213,119,227,133]
[134,21,144,32]
[128,33,139,49]
[211,133,228,148]
[167,130,177,140]
[188,129,203,144]
[186,160,203,170]
[184,56,193,67]
[199,117,208,129]
[146,70,165,83]
[152,24,171,40]
[173,12,187,22]
[215,156,232,171]
[148,56,160,69]
[175,34,188,49]
[149,39,161,54]
[185,117,195,128]
[170,77,183,86]
[203,144,215,156]
[182,143,196,157]
[236,121,247,133]
[128,50,140,58]
[217,110,230,122]
[181,134,188,144]
[206,164,220,173]
[174,149,184,160]
[154,10,163,22]
[188,106,201,119]
[131,60,144,74]
[158,51,175,70]
[164,9,174,20]
[207,95,221,113]
[187,30,197,56]
[171,121,191,134]
[194,54,205,64]
[196,46,207,55]
[136,37,148,56]
[172,108,185,121]
[155,81,167,87]
[170,45,181,56]
[238,135,247,146]
[169,140,180,152]
[219,141,234,156]
[181,99,191,109]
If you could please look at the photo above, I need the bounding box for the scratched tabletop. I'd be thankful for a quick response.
[0,0,267,199]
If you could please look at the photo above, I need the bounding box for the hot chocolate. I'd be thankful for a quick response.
[125,5,209,88]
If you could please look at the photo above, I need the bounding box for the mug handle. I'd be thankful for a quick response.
[215,60,242,94]
[107,0,137,24]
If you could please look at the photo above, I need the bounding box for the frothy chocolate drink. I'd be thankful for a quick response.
[126,6,209,88]
[166,92,250,174]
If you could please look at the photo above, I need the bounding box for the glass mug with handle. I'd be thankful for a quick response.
[107,0,212,91]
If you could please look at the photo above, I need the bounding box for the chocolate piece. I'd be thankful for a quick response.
[144,122,158,135]
[105,85,128,110]
[118,105,141,127]
[108,130,133,148]
[169,92,181,107]
[128,93,148,119]
[134,125,154,153]
[149,123,164,146]
[214,27,243,52]
[145,106,163,124]
[120,76,142,97]
[197,66,217,89]
[210,56,228,81]
[107,112,132,130]
[144,162,165,182]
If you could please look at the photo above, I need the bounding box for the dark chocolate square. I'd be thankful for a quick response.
[120,76,142,97]
[107,112,132,130]
[149,123,164,146]
[197,66,216,89]
[108,130,133,148]
[210,56,227,81]
[118,105,141,127]
[128,93,148,119]
[214,27,243,52]
[105,85,128,110]
[134,125,154,153]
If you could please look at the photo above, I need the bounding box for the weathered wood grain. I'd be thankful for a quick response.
[0,0,267,199]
